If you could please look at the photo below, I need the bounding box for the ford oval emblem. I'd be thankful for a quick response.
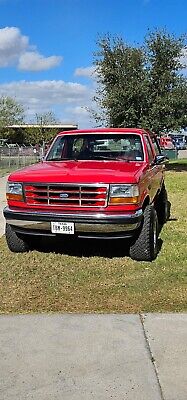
[60,193,69,198]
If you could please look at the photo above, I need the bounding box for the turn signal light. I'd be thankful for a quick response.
[109,196,139,205]
[6,193,23,201]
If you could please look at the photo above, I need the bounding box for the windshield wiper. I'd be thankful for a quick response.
[46,157,72,161]
[93,155,130,161]
[47,155,132,162]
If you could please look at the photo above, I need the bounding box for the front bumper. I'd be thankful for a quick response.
[3,207,143,239]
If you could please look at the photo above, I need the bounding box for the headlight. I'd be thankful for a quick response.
[6,182,23,201]
[109,184,139,205]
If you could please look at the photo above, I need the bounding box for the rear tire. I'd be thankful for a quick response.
[5,224,30,253]
[129,205,158,261]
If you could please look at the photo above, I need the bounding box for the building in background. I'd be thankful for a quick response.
[0,123,78,146]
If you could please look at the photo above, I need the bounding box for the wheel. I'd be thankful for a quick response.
[129,205,158,261]
[155,184,170,225]
[5,224,30,253]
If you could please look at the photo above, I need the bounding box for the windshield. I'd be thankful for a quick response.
[46,133,144,162]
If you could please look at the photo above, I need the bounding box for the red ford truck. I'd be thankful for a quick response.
[3,128,169,261]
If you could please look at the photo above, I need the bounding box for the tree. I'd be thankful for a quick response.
[0,96,25,127]
[144,30,187,133]
[29,111,60,144]
[93,36,148,127]
[93,30,187,133]
[34,111,59,126]
[0,96,25,143]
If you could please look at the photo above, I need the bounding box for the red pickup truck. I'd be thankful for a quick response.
[3,128,169,261]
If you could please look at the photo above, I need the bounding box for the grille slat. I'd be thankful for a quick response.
[24,183,108,207]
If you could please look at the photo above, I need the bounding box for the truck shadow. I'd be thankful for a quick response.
[33,210,176,259]
[35,234,164,260]
[36,237,130,258]
[166,162,187,172]
[32,206,178,259]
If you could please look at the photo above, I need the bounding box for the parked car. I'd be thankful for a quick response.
[173,139,186,150]
[4,128,169,261]
[159,136,175,150]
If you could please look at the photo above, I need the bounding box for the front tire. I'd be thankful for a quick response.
[129,205,158,261]
[5,224,30,253]
[156,184,170,225]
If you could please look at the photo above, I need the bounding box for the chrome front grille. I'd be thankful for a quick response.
[24,183,109,207]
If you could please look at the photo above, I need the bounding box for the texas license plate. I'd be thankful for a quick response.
[51,222,74,234]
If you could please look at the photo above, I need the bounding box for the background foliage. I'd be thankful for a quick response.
[93,29,187,133]
[0,105,59,145]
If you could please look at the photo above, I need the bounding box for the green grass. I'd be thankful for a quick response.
[0,167,14,177]
[166,158,187,172]
[169,158,187,165]
[169,158,187,164]
[0,158,38,177]
[0,170,187,314]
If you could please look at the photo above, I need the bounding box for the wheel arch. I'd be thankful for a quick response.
[142,195,150,211]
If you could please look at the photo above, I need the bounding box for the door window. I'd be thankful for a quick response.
[144,136,154,163]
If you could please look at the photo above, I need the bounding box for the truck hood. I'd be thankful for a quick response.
[8,160,147,184]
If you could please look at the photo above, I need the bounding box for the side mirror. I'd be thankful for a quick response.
[154,154,169,164]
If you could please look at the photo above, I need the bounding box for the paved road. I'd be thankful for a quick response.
[0,175,187,399]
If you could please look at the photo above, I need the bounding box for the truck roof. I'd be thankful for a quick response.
[57,128,149,135]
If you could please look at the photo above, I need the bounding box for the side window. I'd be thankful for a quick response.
[151,137,161,155]
[144,136,154,163]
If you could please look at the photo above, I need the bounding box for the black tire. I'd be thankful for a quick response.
[5,224,30,253]
[156,184,170,225]
[129,205,158,261]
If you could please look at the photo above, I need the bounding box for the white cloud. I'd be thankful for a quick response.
[74,66,96,78]
[64,106,93,128]
[0,27,28,67]
[0,80,89,105]
[0,80,94,127]
[0,26,62,71]
[18,51,62,71]
[180,47,187,69]
[66,106,90,116]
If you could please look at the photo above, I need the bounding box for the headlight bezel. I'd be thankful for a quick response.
[109,184,139,205]
[6,182,24,201]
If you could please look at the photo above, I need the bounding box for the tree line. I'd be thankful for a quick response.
[0,97,59,145]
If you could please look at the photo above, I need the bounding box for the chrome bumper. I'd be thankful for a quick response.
[4,207,143,238]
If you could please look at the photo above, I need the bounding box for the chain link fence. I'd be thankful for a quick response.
[0,144,42,169]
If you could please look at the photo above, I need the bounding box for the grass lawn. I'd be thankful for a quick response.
[0,167,13,177]
[0,159,37,177]
[0,169,186,314]
[0,166,20,177]
[166,158,187,171]
[170,158,187,164]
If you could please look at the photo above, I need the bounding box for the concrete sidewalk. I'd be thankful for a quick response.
[0,313,186,400]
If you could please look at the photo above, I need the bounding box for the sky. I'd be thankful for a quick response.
[0,0,187,128]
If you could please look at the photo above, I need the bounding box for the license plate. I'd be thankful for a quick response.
[51,222,74,234]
